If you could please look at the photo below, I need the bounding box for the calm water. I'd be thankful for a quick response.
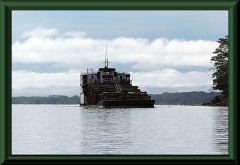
[12,105,228,155]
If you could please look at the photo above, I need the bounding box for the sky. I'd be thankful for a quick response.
[12,10,228,96]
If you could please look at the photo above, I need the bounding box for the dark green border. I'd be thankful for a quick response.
[0,0,238,164]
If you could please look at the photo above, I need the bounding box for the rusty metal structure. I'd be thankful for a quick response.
[80,49,155,108]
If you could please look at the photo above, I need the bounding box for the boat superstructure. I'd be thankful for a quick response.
[80,49,155,108]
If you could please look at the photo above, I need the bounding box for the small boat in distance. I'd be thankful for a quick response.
[79,48,155,108]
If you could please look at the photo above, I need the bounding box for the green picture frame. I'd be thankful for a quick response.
[0,0,238,164]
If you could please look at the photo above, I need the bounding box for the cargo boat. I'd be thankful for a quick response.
[79,51,155,108]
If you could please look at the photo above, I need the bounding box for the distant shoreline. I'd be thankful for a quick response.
[12,91,221,105]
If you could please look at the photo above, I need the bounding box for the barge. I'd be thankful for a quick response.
[80,51,155,108]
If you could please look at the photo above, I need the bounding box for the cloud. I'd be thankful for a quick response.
[12,69,213,96]
[12,27,216,96]
[12,70,80,96]
[13,27,217,72]
[62,31,87,37]
[20,27,59,39]
[131,69,213,88]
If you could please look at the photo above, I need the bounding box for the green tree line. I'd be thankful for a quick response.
[12,95,80,104]
[12,92,220,105]
[150,91,220,105]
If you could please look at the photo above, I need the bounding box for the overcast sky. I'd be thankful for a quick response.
[12,10,228,96]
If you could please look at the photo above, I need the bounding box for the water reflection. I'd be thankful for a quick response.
[79,107,132,154]
[212,107,228,154]
[12,105,229,155]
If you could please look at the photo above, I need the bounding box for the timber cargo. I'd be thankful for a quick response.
[79,50,155,108]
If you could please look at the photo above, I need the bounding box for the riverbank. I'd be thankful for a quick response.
[201,95,228,106]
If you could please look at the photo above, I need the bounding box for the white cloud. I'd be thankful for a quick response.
[12,69,213,96]
[62,31,87,37]
[131,69,213,88]
[13,27,217,71]
[20,27,59,39]
[12,70,80,96]
[12,27,217,96]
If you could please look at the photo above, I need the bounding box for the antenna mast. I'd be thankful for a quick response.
[105,46,107,68]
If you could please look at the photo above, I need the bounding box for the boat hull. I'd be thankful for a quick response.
[101,99,155,108]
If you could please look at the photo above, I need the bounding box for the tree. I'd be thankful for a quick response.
[210,35,228,98]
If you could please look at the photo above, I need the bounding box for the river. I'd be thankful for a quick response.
[12,104,228,155]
